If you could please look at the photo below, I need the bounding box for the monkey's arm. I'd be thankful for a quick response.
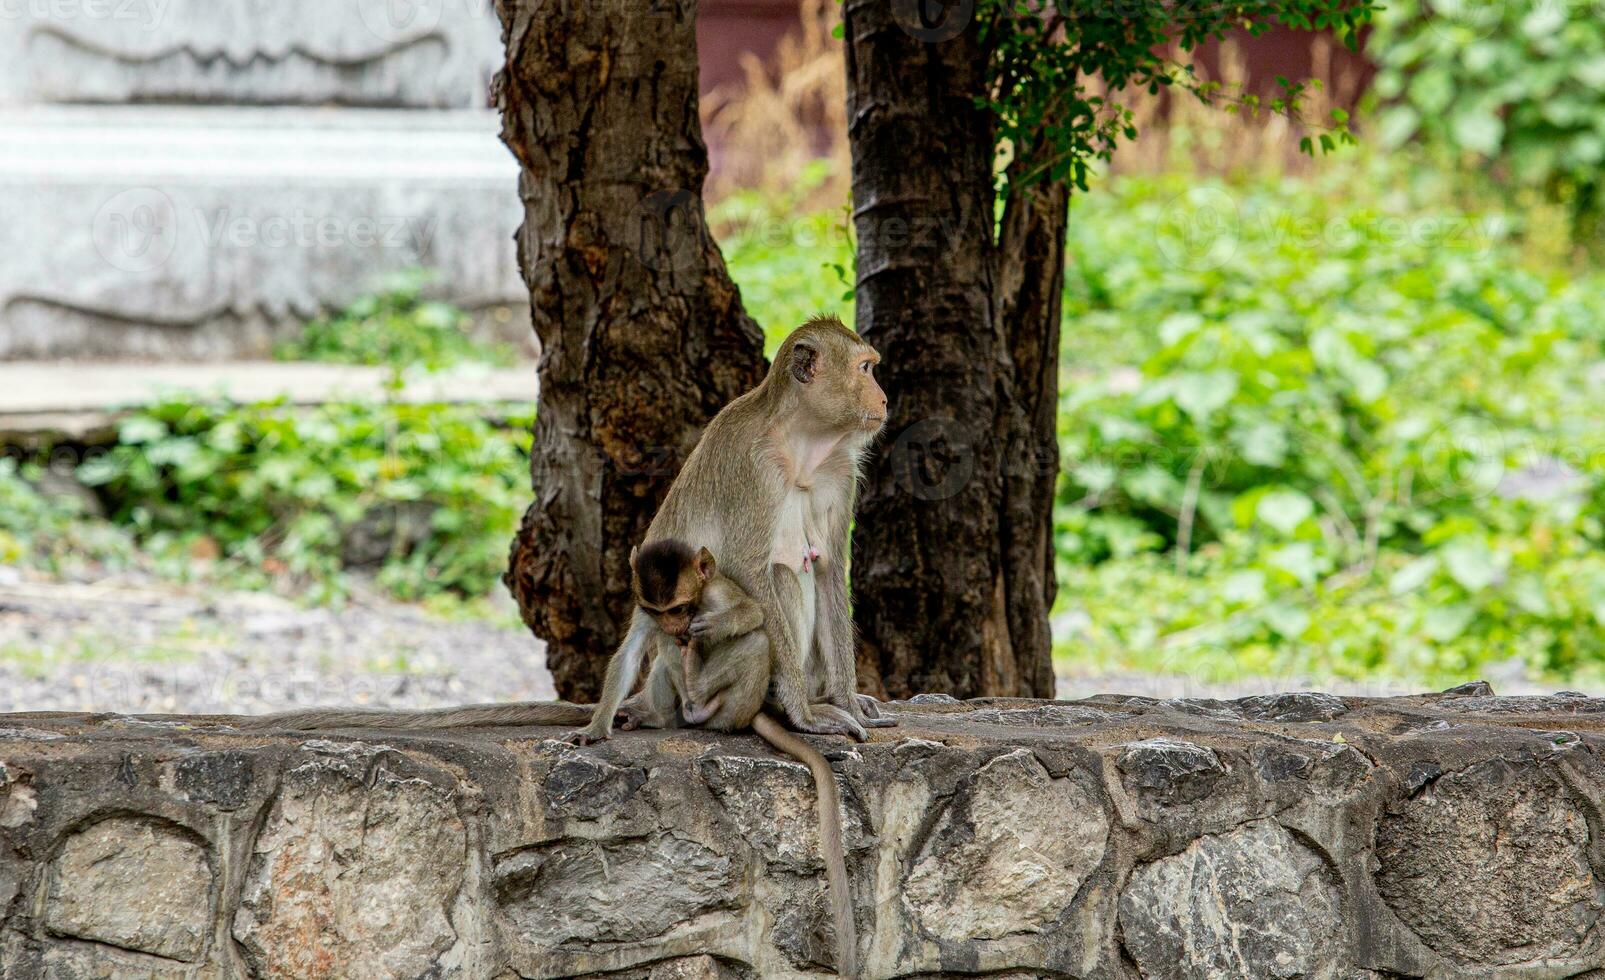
[770,564,864,740]
[570,609,653,744]
[689,577,765,646]
[820,504,896,729]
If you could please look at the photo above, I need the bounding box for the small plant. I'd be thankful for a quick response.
[0,458,137,577]
[275,274,518,370]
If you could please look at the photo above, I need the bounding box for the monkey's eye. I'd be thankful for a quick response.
[669,604,690,616]
[859,361,873,374]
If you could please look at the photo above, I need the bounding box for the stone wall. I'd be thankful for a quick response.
[2,686,1604,978]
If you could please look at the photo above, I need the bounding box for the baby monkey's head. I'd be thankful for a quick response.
[630,539,717,640]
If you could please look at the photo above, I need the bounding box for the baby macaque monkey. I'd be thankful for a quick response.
[627,539,769,731]
[625,539,858,977]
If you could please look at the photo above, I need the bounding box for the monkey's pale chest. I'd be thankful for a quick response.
[772,487,826,653]
[771,488,828,572]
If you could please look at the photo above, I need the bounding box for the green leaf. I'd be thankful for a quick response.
[1257,489,1315,535]
[1449,106,1505,156]
[1268,543,1321,587]
[1262,602,1312,639]
[1231,422,1290,468]
[1389,556,1439,596]
[1423,603,1476,642]
[1440,537,1500,592]
[1376,105,1421,148]
[1171,371,1238,423]
[117,416,168,445]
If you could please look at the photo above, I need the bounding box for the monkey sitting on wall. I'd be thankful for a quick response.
[243,317,896,749]
[576,315,898,746]
[624,538,858,978]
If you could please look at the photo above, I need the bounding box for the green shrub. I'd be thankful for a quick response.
[1370,0,1605,246]
[76,400,533,603]
[714,161,858,352]
[1056,167,1605,684]
[0,458,137,576]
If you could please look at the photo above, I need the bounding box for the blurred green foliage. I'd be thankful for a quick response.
[75,400,533,604]
[1370,0,1605,244]
[274,273,517,369]
[0,458,137,577]
[1056,164,1605,686]
[712,160,858,353]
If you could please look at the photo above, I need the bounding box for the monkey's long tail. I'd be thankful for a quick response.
[751,712,857,979]
[236,701,595,731]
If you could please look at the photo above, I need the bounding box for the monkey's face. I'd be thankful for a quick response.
[789,331,888,435]
[632,543,717,641]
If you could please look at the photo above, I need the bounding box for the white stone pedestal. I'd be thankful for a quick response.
[0,106,526,360]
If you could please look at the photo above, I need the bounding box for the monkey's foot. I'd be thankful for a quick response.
[855,694,900,727]
[797,704,867,741]
[682,695,723,726]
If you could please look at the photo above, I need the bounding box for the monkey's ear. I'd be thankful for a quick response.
[629,546,639,572]
[790,342,819,385]
[695,547,717,581]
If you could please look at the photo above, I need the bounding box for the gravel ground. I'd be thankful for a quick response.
[0,573,554,716]
[0,572,1583,715]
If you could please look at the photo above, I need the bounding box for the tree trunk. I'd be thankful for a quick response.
[495,0,766,700]
[844,0,1055,699]
[995,160,1070,701]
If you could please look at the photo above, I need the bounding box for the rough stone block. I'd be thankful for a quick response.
[3,689,1605,978]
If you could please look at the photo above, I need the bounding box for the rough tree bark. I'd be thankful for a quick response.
[844,0,1062,699]
[495,0,765,699]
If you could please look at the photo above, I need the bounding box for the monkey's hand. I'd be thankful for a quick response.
[563,728,610,746]
[688,613,725,644]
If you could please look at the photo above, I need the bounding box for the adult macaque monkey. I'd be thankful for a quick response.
[573,315,896,746]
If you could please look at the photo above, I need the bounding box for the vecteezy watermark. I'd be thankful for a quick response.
[357,0,448,44]
[91,189,442,273]
[890,0,975,41]
[627,189,709,274]
[198,209,439,253]
[92,187,180,274]
[0,0,171,26]
[888,417,977,501]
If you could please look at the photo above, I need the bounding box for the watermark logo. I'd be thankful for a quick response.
[1422,0,1512,42]
[629,189,708,274]
[891,0,974,41]
[1155,187,1240,271]
[0,0,172,28]
[358,0,447,44]
[889,417,976,501]
[92,187,180,274]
